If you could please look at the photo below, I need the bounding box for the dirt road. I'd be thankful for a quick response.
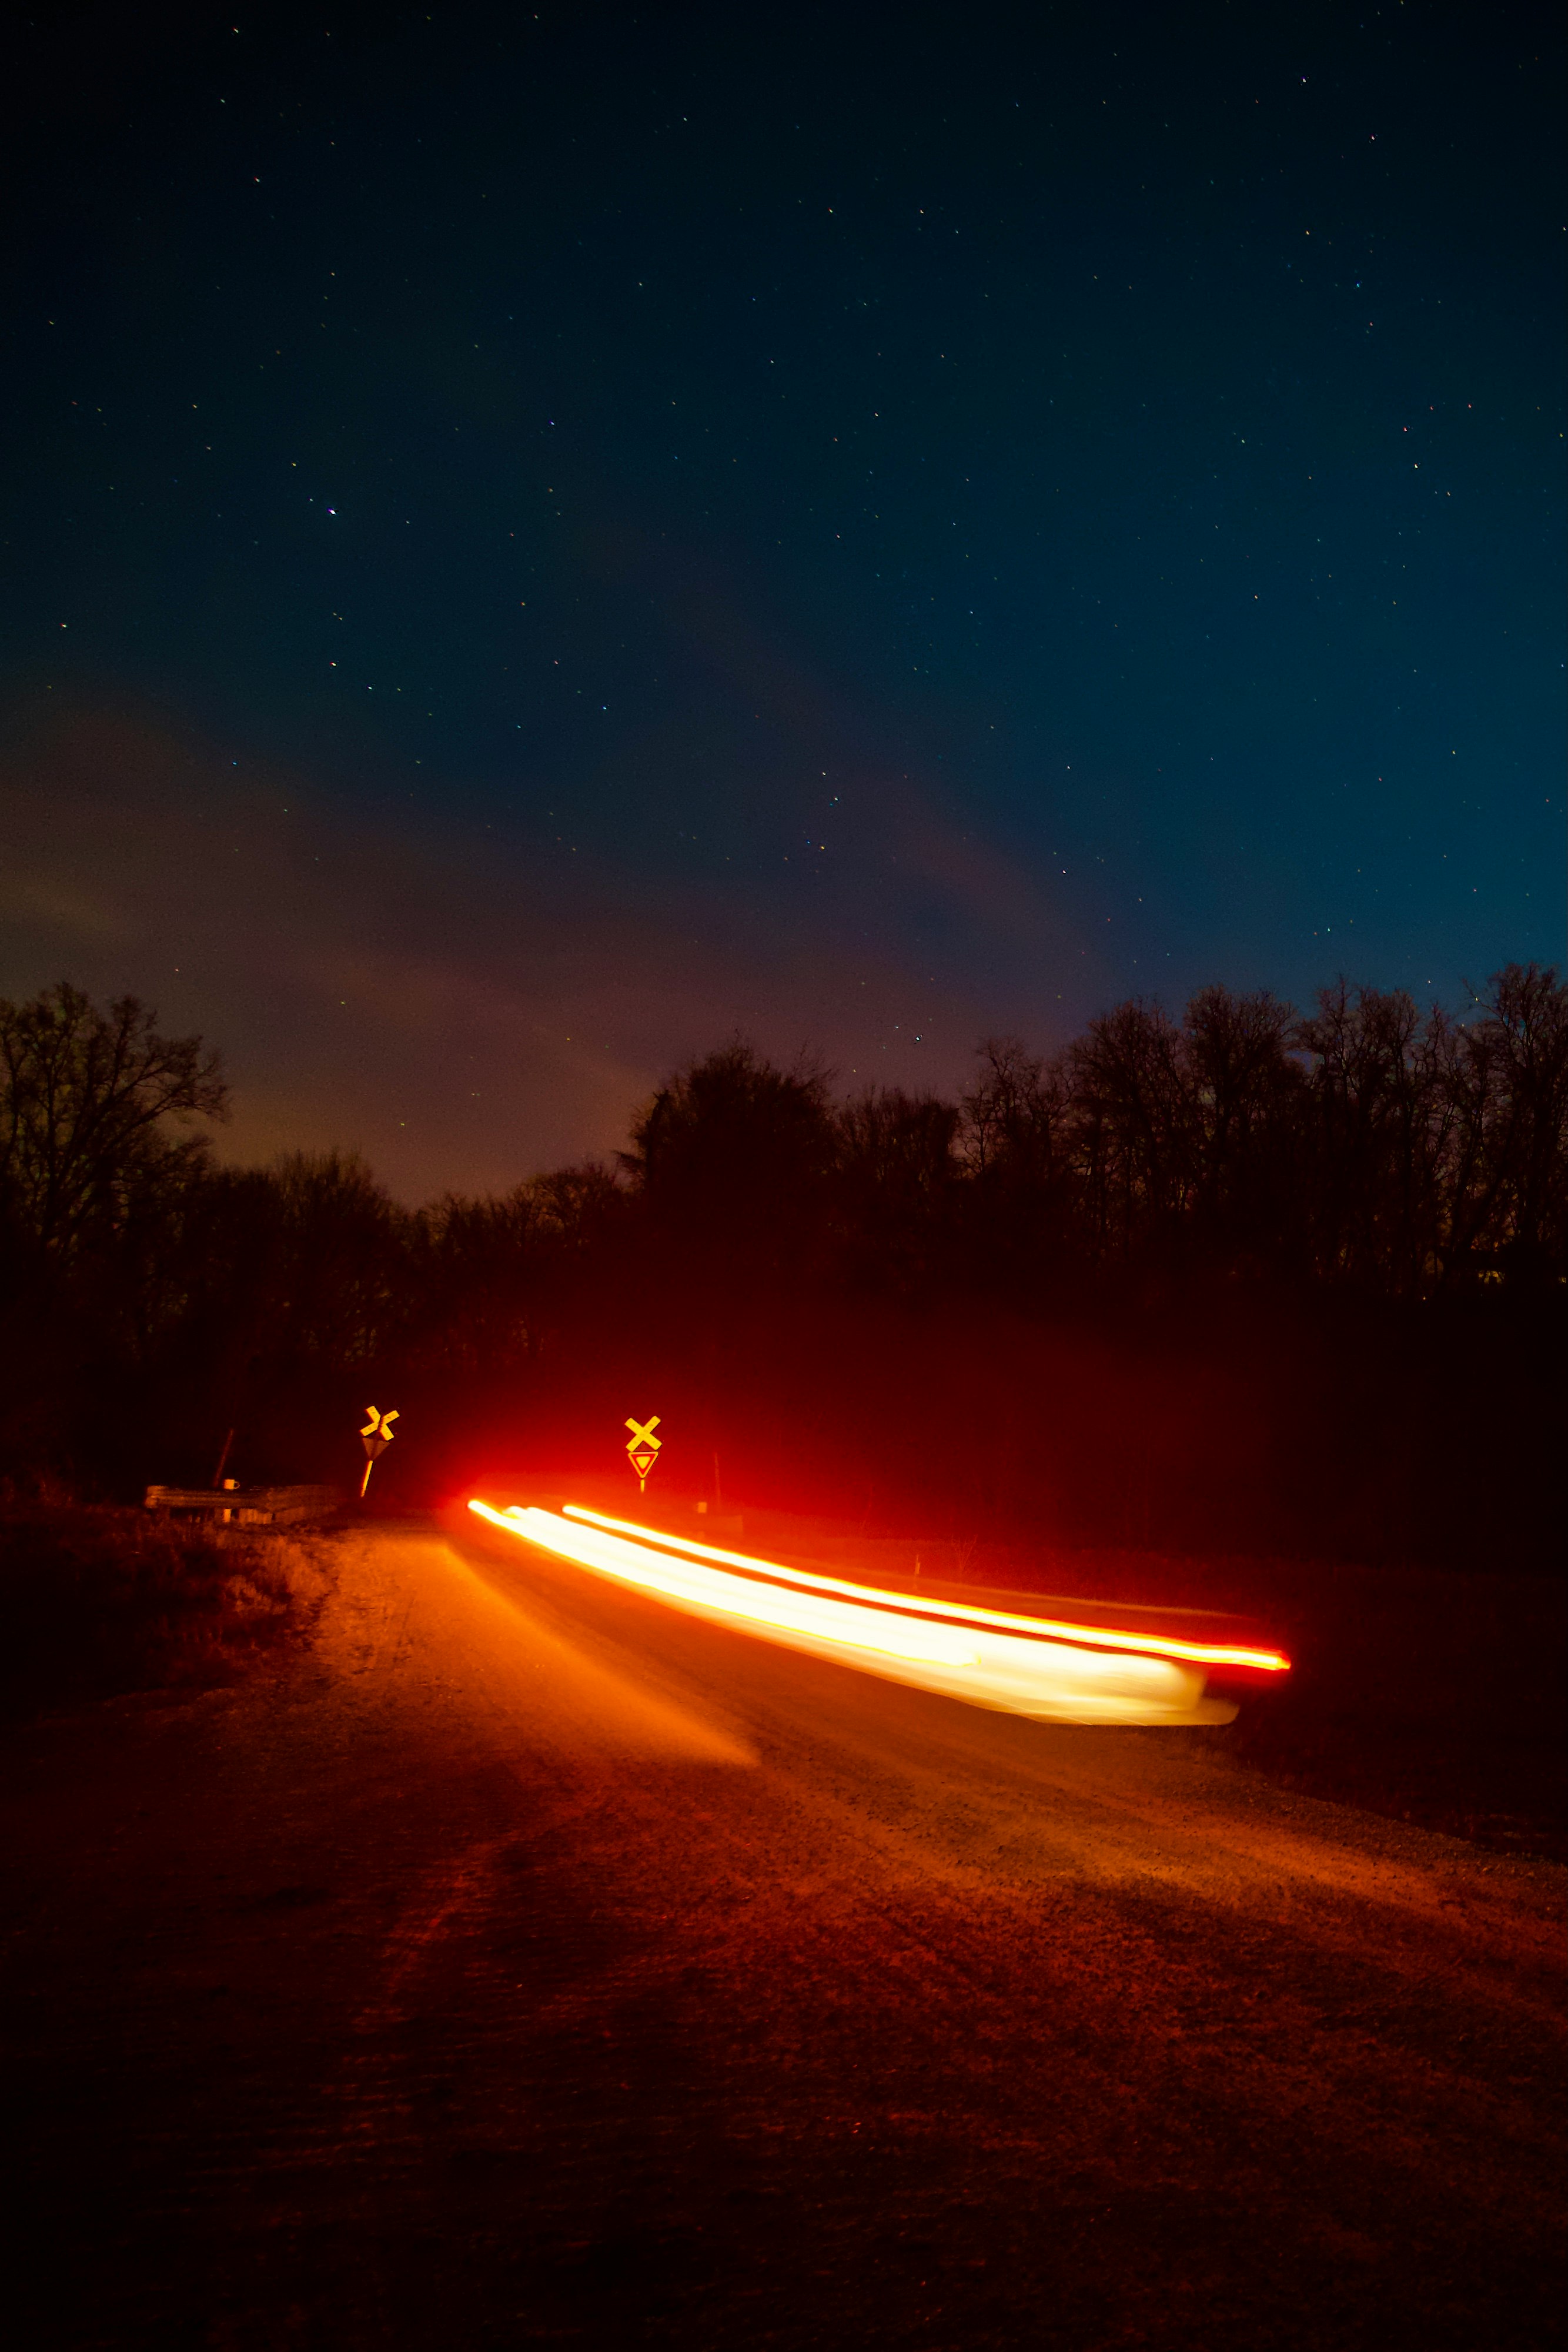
[5,1520,1562,2349]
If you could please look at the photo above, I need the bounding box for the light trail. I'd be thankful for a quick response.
[560,1504,1290,1676]
[468,1501,1275,1725]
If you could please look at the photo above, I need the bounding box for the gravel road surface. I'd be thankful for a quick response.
[5,1520,1562,2350]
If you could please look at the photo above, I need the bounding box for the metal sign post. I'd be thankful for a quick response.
[624,1414,662,1492]
[360,1405,399,1498]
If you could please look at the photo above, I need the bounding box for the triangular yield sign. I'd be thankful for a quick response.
[629,1447,659,1477]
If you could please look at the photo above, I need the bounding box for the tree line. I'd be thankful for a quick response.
[2,969,1563,1568]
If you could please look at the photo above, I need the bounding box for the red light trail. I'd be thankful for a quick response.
[468,1500,1289,1724]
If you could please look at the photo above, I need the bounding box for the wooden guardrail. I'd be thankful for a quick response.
[143,1484,343,1526]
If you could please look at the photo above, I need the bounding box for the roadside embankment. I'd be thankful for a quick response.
[0,1499,342,1724]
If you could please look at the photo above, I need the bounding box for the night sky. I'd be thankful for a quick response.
[2,1,1562,1198]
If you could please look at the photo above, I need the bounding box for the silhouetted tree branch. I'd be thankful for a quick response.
[0,983,228,1270]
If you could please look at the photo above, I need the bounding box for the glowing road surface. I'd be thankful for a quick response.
[467,1500,1288,1725]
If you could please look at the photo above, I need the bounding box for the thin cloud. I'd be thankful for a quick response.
[2,694,1076,1196]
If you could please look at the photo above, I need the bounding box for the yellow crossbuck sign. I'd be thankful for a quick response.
[360,1405,399,1498]
[625,1414,662,1491]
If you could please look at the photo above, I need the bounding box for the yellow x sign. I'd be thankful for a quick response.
[624,1415,661,1452]
[362,1407,399,1441]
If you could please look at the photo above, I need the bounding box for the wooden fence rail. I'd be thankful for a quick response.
[143,1484,343,1526]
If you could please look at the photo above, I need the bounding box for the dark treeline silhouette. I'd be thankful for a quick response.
[2,970,1564,1569]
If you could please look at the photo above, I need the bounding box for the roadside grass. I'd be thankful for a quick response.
[0,1499,341,1724]
[1198,1562,1568,1864]
[1217,1693,1568,1863]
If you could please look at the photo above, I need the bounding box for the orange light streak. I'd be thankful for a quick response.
[558,1502,1290,1675]
[469,1502,982,1666]
[466,1500,1271,1725]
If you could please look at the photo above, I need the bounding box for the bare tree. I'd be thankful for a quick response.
[1178,986,1300,1264]
[0,983,228,1266]
[959,1037,1068,1183]
[624,1039,835,1274]
[1442,964,1568,1284]
[835,1087,961,1291]
[1067,1000,1192,1258]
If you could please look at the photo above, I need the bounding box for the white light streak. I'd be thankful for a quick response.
[469,1502,1241,1725]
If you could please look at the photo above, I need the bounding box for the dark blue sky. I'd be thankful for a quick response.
[2,1,1562,1195]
